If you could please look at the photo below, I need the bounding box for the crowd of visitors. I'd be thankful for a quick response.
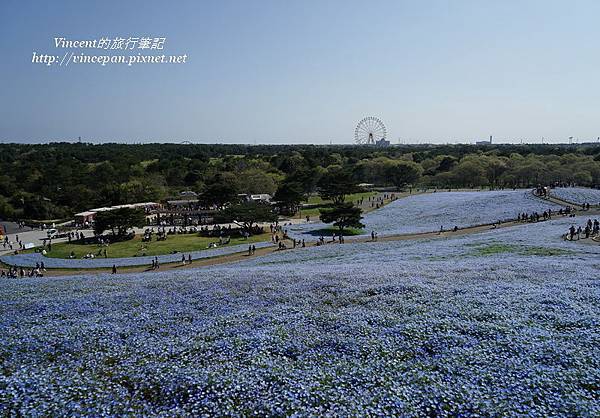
[566,219,600,241]
[365,193,396,209]
[1,265,45,278]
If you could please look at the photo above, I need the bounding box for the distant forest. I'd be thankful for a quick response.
[1,142,599,221]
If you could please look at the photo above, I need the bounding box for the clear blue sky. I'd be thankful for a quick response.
[2,0,600,144]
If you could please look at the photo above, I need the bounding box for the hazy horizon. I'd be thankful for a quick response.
[3,0,600,145]
[2,138,598,146]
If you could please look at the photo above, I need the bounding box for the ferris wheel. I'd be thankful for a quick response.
[354,117,387,145]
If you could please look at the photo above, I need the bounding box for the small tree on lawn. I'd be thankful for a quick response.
[215,201,278,235]
[319,202,364,235]
[94,208,146,237]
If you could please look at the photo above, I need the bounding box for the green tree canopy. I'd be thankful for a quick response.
[94,208,146,237]
[237,168,278,195]
[273,181,306,215]
[202,173,240,207]
[318,167,359,204]
[319,202,364,234]
[386,160,423,189]
[214,201,277,234]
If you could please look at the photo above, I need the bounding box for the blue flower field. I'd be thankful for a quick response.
[1,216,599,416]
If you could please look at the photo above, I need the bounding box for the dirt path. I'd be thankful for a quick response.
[6,191,599,278]
[533,192,585,210]
[26,209,599,278]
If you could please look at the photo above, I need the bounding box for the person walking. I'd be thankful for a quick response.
[569,225,576,240]
[111,264,117,274]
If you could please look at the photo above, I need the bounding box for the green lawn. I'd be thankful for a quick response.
[295,207,322,219]
[295,191,378,219]
[304,191,377,205]
[42,232,271,259]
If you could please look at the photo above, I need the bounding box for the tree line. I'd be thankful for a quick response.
[0,142,598,221]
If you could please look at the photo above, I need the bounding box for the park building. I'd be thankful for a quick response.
[238,193,272,203]
[154,198,214,227]
[74,202,160,225]
[165,198,199,210]
[73,193,274,229]
[179,190,198,198]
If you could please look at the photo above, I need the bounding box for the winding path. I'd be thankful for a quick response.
[3,190,598,277]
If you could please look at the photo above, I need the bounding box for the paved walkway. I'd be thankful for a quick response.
[0,221,32,235]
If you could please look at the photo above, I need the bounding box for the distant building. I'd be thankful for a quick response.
[166,199,199,208]
[238,193,272,203]
[476,135,493,145]
[74,211,96,224]
[251,194,272,203]
[74,202,160,225]
[179,190,198,197]
[375,138,390,147]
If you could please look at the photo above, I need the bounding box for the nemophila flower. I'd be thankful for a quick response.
[0,242,274,268]
[551,187,600,205]
[1,212,599,415]
[289,190,563,239]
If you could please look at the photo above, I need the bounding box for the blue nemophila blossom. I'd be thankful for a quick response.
[1,218,599,416]
[243,216,600,269]
[288,190,563,239]
[551,187,600,205]
[0,242,274,268]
